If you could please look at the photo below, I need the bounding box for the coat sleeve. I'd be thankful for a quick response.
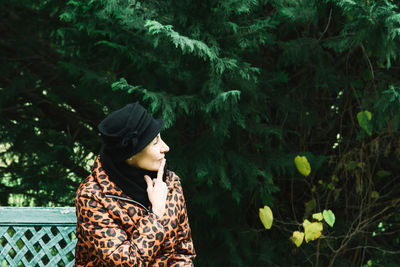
[168,178,196,266]
[75,191,166,266]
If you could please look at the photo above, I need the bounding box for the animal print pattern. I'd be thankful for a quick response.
[74,157,195,266]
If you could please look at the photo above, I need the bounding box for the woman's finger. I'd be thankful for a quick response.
[144,175,153,190]
[156,158,166,181]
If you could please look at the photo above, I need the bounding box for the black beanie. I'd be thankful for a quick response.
[98,102,164,161]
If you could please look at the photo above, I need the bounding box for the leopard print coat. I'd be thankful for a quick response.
[74,156,195,266]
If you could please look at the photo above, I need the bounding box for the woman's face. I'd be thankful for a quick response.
[126,133,169,171]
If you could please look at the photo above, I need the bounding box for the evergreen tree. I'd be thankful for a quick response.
[1,0,400,265]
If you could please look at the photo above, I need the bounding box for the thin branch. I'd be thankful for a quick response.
[318,8,333,41]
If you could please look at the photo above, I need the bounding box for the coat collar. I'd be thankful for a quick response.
[92,156,129,198]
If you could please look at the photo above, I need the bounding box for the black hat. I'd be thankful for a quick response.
[98,102,164,161]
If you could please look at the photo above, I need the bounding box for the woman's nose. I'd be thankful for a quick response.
[161,140,170,153]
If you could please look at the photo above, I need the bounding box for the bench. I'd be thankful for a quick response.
[0,207,77,267]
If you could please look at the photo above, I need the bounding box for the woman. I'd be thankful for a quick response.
[74,102,196,266]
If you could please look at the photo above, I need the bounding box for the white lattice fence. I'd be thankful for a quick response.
[0,207,76,267]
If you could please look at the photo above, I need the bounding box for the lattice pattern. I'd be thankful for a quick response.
[0,225,76,267]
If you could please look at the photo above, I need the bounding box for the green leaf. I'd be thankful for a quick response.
[322,209,335,227]
[352,79,364,89]
[376,170,391,178]
[305,198,316,213]
[357,111,372,136]
[294,155,311,176]
[259,205,273,229]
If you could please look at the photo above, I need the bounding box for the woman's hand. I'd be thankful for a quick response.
[144,159,168,218]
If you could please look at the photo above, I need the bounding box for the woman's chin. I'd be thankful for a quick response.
[140,161,162,172]
[146,165,159,172]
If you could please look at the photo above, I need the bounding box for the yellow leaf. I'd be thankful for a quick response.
[331,175,339,182]
[312,212,323,221]
[290,231,304,247]
[294,156,311,176]
[259,206,273,229]
[311,185,316,192]
[302,219,311,228]
[370,191,379,199]
[304,222,323,243]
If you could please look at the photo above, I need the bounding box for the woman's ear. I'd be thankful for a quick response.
[126,155,137,166]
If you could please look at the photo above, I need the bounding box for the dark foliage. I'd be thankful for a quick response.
[1,0,400,265]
